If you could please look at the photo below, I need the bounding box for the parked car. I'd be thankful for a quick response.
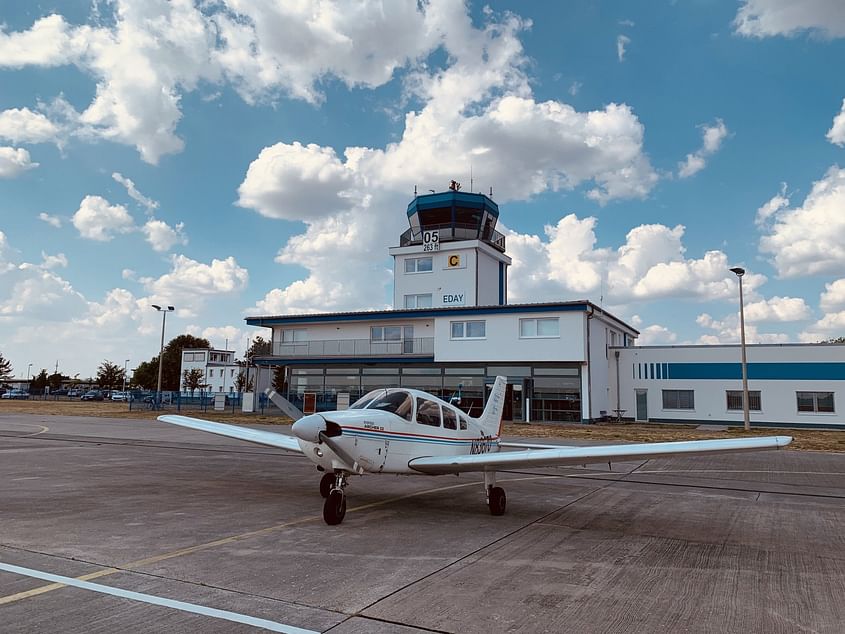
[110,391,129,402]
[51,388,69,396]
[1,389,30,400]
[67,389,83,397]
[80,390,104,401]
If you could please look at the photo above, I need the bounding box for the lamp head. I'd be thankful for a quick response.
[167,305,175,311]
[151,304,161,310]
[729,266,745,277]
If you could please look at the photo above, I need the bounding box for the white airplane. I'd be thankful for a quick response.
[158,376,793,525]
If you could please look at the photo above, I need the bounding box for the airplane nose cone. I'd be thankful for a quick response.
[292,414,326,443]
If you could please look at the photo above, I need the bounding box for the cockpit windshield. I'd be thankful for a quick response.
[365,391,413,421]
[349,389,383,409]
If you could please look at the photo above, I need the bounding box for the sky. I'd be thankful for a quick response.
[1,0,845,380]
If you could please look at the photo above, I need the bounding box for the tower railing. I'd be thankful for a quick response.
[399,223,506,252]
[272,337,435,358]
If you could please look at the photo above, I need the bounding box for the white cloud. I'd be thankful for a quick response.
[758,166,845,277]
[755,182,789,225]
[0,107,59,144]
[637,324,678,346]
[734,0,845,38]
[186,325,248,353]
[141,255,249,310]
[38,212,62,228]
[237,142,356,221]
[112,172,159,213]
[0,146,38,178]
[743,296,811,322]
[696,312,790,344]
[568,81,582,96]
[828,99,845,146]
[142,219,187,252]
[40,252,68,269]
[820,279,845,312]
[71,195,134,241]
[617,35,630,62]
[678,119,728,178]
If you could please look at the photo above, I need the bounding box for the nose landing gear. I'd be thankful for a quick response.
[323,471,349,525]
[484,471,507,516]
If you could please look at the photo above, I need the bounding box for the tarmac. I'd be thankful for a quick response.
[1,413,844,633]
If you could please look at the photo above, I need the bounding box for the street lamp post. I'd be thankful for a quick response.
[123,359,130,394]
[730,267,750,431]
[152,305,175,409]
[26,363,32,381]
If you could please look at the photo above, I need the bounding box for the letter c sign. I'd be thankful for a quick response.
[448,254,461,268]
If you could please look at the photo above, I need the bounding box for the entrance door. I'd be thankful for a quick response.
[635,389,648,421]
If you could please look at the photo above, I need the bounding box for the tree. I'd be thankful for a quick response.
[273,366,286,392]
[246,336,272,361]
[0,352,12,382]
[823,336,845,344]
[30,369,49,393]
[96,360,125,390]
[234,371,254,393]
[47,372,65,391]
[182,368,205,395]
[132,359,159,390]
[160,335,210,390]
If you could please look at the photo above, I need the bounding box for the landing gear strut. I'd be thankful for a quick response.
[485,471,507,516]
[323,471,348,525]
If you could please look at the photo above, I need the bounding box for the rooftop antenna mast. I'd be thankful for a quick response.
[414,185,417,198]
[470,165,473,193]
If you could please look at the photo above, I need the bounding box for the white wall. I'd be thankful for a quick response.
[433,311,586,363]
[613,343,845,427]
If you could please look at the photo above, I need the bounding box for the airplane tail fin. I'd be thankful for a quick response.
[478,376,507,436]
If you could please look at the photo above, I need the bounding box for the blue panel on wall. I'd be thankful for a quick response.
[666,362,845,380]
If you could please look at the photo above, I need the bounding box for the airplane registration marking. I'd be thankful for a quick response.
[0,475,554,607]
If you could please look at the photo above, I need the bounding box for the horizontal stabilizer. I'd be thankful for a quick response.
[408,436,793,475]
[157,415,302,453]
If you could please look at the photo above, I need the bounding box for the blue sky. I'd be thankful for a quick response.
[1,0,845,379]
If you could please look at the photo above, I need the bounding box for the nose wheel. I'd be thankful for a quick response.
[322,471,349,525]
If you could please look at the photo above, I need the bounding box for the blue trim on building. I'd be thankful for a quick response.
[253,356,435,366]
[407,191,499,217]
[246,303,589,326]
[666,362,845,381]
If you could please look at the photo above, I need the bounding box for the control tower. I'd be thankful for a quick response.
[389,184,511,309]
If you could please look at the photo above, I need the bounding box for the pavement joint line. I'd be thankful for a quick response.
[0,475,548,607]
[0,562,318,634]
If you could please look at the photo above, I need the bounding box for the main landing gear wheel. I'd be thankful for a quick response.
[488,486,506,516]
[323,489,347,525]
[319,472,335,498]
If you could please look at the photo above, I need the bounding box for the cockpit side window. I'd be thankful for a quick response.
[366,391,413,421]
[442,406,458,430]
[459,415,468,430]
[416,398,442,427]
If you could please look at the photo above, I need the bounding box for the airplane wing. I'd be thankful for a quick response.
[157,415,303,453]
[408,435,792,474]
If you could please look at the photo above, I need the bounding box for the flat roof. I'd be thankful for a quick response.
[245,300,639,334]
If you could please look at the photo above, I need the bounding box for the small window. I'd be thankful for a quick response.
[797,391,835,413]
[404,294,432,309]
[459,415,468,431]
[662,389,694,410]
[442,407,458,430]
[451,320,486,339]
[416,398,442,427]
[404,257,433,274]
[519,318,559,338]
[726,391,761,411]
[371,326,402,341]
[282,329,307,343]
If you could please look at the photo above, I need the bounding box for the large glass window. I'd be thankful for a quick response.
[726,390,761,411]
[662,389,694,410]
[519,318,559,338]
[404,257,433,273]
[796,392,835,413]
[282,329,307,343]
[450,320,486,339]
[371,326,402,341]
[530,376,581,422]
[444,374,485,417]
[416,398,442,427]
[404,294,433,309]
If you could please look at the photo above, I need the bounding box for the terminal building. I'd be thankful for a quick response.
[244,187,845,428]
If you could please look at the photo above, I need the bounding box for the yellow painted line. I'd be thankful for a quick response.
[0,474,559,606]
[1,422,50,437]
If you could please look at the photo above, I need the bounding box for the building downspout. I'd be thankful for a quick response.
[585,306,593,423]
[614,350,621,413]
